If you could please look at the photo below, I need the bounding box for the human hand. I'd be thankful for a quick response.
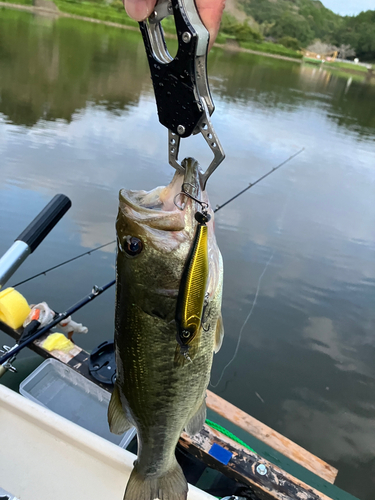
[124,0,225,49]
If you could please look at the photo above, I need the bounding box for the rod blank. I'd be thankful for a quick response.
[0,194,72,288]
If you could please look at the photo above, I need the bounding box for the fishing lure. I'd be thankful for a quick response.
[175,189,211,360]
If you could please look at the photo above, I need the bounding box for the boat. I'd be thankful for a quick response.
[0,194,360,500]
[0,308,361,500]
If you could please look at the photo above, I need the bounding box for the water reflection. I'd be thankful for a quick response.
[0,11,151,126]
[207,49,375,137]
[0,8,375,500]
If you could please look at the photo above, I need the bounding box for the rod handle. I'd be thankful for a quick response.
[16,194,72,253]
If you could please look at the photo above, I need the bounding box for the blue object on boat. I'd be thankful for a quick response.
[208,443,233,465]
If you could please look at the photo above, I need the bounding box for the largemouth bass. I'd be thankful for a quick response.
[109,158,224,500]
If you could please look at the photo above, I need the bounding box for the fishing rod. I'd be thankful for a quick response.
[12,240,116,288]
[0,280,115,370]
[11,149,304,287]
[0,193,71,376]
[214,148,305,213]
[0,194,72,289]
[0,149,304,371]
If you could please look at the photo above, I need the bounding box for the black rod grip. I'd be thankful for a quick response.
[16,194,72,253]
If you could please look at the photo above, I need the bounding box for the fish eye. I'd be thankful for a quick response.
[124,236,143,257]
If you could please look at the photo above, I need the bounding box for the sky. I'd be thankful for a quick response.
[322,0,374,16]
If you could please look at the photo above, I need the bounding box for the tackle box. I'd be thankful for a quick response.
[19,358,136,449]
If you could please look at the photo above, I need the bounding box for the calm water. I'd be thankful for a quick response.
[1,8,375,500]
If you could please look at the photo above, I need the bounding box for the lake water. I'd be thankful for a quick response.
[0,8,375,500]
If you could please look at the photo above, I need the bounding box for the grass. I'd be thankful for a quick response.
[239,39,303,59]
[1,0,33,5]
[303,57,321,65]
[0,0,139,26]
[0,0,183,33]
[214,32,303,60]
[325,60,371,72]
[54,0,138,27]
[303,57,372,74]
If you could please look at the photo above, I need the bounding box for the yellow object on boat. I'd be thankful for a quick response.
[43,333,75,353]
[0,287,31,329]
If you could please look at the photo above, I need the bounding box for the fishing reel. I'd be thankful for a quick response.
[0,345,17,376]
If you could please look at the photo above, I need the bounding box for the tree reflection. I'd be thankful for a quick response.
[208,48,375,137]
[0,9,374,137]
[0,10,151,126]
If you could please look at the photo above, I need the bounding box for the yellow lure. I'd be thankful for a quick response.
[176,221,209,348]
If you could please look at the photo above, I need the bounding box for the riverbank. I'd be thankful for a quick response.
[0,0,303,63]
[303,57,373,78]
[0,0,373,75]
[0,0,140,31]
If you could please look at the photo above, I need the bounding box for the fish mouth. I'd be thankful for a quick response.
[119,160,202,232]
[121,177,183,214]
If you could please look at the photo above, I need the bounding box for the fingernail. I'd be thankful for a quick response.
[124,0,153,21]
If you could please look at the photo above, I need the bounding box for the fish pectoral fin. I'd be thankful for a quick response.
[108,384,133,435]
[214,313,224,354]
[185,397,207,436]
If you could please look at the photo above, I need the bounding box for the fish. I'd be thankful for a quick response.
[108,157,224,500]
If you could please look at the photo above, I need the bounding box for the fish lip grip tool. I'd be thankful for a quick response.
[139,0,225,189]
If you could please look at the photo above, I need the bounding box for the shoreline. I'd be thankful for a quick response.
[0,1,141,32]
[0,1,373,75]
[0,1,303,64]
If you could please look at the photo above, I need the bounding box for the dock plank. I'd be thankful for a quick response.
[206,391,338,484]
[180,424,333,500]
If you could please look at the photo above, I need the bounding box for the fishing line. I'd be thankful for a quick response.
[12,240,116,287]
[210,252,274,389]
[210,188,293,389]
[11,149,303,287]
[214,148,304,213]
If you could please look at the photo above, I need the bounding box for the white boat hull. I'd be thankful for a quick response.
[0,385,214,500]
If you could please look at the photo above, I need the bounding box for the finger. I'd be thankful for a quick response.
[195,0,226,49]
[124,0,156,21]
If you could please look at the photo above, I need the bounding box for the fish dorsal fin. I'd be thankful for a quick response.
[108,384,133,435]
[214,314,224,354]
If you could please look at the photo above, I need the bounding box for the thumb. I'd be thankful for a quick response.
[124,0,156,21]
[196,0,226,49]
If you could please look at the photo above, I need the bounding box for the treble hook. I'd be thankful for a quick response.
[174,183,209,214]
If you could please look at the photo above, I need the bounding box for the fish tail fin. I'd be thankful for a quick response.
[124,460,188,500]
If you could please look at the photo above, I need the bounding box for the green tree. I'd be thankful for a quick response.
[270,11,314,46]
[237,0,375,61]
[279,36,301,51]
[220,13,263,43]
[335,10,375,61]
[240,0,343,46]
